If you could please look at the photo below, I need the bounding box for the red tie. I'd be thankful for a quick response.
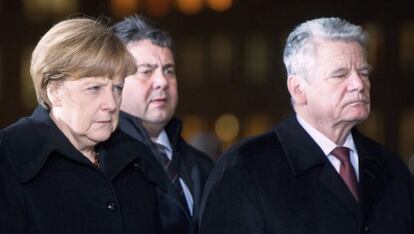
[331,147,359,201]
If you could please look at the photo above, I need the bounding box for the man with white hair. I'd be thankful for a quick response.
[199,17,414,234]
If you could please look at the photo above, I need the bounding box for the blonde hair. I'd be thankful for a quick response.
[30,17,137,109]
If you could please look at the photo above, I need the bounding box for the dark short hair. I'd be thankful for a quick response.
[111,15,175,55]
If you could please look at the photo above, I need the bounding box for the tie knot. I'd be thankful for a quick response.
[154,142,168,154]
[154,142,170,166]
[331,147,350,163]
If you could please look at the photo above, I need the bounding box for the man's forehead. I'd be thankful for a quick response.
[127,39,172,53]
[315,41,367,64]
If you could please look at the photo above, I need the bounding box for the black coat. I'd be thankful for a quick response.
[119,111,213,234]
[0,107,164,234]
[199,115,414,234]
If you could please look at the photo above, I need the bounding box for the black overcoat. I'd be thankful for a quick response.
[199,115,414,234]
[119,111,213,234]
[0,107,164,234]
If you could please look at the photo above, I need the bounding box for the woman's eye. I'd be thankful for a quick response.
[87,86,101,92]
[140,70,152,75]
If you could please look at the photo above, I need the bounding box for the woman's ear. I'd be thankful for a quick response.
[46,82,62,107]
[287,75,307,105]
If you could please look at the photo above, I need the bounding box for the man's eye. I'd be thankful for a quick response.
[113,85,123,93]
[164,68,175,75]
[359,71,370,78]
[332,74,347,78]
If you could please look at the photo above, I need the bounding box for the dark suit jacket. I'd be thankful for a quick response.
[199,115,414,234]
[119,112,213,234]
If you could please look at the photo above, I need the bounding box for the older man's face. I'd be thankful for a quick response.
[301,40,371,128]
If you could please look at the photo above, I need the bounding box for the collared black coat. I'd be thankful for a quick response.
[199,115,414,234]
[119,111,213,234]
[0,107,164,234]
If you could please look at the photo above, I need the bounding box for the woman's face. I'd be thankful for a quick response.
[49,76,124,149]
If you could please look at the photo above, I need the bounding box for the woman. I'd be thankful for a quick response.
[0,18,164,234]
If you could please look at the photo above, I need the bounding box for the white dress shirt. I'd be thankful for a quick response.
[296,115,359,180]
[153,130,194,215]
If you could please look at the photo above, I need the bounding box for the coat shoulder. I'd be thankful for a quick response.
[354,130,410,176]
[0,117,51,181]
[224,130,281,163]
[209,130,282,182]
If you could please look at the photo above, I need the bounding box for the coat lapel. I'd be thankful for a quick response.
[319,163,360,218]
[274,115,360,218]
[189,165,202,219]
[119,113,193,220]
[352,129,387,221]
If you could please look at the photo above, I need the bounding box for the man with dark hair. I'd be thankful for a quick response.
[199,17,414,234]
[112,15,213,234]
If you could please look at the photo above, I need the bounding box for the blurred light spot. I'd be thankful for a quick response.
[358,109,384,144]
[182,114,208,140]
[214,114,239,142]
[110,0,139,18]
[147,0,170,17]
[176,0,203,15]
[243,113,273,137]
[209,33,233,76]
[363,22,382,69]
[207,0,232,12]
[243,33,269,84]
[188,132,223,161]
[177,37,204,86]
[23,0,79,22]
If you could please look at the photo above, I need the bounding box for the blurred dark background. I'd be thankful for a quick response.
[1,0,414,165]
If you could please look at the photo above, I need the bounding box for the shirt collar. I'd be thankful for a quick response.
[152,130,172,155]
[296,115,356,155]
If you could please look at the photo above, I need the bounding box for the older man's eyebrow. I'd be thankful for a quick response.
[162,63,175,69]
[329,67,349,76]
[137,63,158,69]
[358,64,372,72]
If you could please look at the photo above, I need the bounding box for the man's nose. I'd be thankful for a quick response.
[152,70,168,89]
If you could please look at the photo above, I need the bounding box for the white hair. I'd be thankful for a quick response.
[283,17,368,77]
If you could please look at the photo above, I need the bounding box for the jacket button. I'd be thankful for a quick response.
[132,160,140,170]
[107,201,118,212]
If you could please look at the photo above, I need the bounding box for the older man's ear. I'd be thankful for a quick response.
[287,75,307,106]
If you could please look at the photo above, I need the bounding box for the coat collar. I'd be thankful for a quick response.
[118,112,193,212]
[274,115,390,177]
[1,106,85,182]
[274,114,390,218]
[1,106,167,190]
[118,111,181,193]
[119,111,183,150]
[273,115,327,176]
